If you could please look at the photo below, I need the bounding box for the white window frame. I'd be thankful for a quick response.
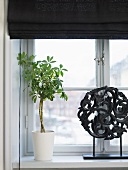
[21,39,128,156]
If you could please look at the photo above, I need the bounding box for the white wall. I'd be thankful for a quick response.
[0,0,20,169]
[0,0,4,169]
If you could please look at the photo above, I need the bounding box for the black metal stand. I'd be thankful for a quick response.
[83,136,128,159]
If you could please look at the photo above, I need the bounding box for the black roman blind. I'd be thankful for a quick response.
[7,0,128,39]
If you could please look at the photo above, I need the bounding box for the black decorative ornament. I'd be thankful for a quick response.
[77,86,128,159]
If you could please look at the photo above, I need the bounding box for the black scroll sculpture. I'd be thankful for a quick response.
[77,86,128,159]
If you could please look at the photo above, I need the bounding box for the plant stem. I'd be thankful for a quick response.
[39,98,45,133]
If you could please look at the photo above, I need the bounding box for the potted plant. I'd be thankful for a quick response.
[17,52,68,160]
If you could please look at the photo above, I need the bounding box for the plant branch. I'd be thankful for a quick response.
[39,98,45,133]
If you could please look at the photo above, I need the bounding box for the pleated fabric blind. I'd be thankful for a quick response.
[7,0,128,39]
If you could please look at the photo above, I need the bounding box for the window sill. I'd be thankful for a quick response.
[13,156,128,169]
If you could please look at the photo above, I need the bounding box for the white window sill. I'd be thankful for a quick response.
[12,156,128,169]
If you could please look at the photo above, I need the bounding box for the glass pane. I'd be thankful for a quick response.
[35,39,96,87]
[110,40,128,87]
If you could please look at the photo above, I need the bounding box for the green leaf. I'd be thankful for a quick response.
[50,61,56,63]
[32,95,37,103]
[60,71,64,77]
[50,56,53,61]
[57,89,63,93]
[62,68,68,71]
[53,67,59,70]
[42,60,47,63]
[29,55,35,61]
[64,93,68,101]
[47,56,50,62]
[60,64,63,68]
[34,96,37,103]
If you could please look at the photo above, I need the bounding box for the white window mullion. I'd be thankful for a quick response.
[96,39,110,87]
[95,39,101,88]
[95,39,110,153]
[104,39,110,86]
[95,39,105,87]
[95,39,105,152]
[100,39,105,87]
[104,40,111,153]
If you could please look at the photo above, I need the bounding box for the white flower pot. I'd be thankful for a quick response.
[32,131,54,161]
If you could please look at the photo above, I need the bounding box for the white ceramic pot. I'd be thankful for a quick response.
[32,131,54,161]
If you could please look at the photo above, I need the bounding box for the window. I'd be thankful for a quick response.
[23,39,128,156]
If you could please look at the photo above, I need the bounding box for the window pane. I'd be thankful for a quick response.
[35,39,96,87]
[110,40,128,87]
[35,39,96,146]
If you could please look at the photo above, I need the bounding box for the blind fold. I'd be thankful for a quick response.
[8,0,128,39]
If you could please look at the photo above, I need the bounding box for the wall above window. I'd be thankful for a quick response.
[7,0,128,39]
